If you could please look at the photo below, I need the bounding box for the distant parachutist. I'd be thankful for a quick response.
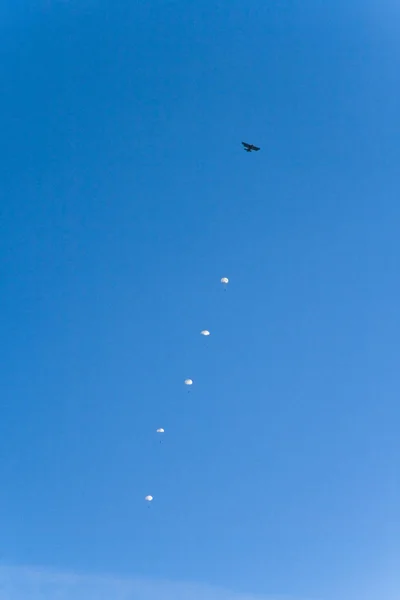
[221,277,229,291]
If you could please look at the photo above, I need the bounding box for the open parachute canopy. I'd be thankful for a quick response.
[143,269,234,505]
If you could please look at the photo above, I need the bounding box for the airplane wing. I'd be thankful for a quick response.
[253,145,260,151]
[242,142,251,149]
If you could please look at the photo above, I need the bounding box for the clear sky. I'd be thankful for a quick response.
[0,2,399,599]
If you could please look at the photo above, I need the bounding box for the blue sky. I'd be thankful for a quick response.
[0,1,399,599]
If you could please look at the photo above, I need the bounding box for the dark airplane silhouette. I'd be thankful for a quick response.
[242,142,260,152]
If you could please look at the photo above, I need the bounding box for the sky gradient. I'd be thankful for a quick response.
[0,1,399,599]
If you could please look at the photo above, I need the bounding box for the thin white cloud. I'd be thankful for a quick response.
[0,565,314,600]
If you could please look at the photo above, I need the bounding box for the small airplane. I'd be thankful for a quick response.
[242,141,260,153]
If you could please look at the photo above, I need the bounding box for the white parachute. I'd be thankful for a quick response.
[145,272,234,506]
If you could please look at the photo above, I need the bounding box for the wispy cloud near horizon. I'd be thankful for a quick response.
[0,565,315,600]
